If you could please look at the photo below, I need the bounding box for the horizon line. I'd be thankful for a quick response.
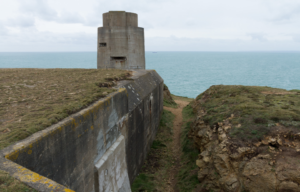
[1,51,300,53]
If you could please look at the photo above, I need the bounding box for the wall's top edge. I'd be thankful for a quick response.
[0,156,74,192]
[108,11,126,13]
[0,88,127,192]
[103,11,138,27]
[1,88,127,157]
[98,26,144,30]
[116,70,164,111]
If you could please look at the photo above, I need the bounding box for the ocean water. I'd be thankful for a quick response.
[1,52,300,98]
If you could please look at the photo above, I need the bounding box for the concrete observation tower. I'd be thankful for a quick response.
[97,11,145,69]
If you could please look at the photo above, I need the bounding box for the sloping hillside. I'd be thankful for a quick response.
[190,85,300,192]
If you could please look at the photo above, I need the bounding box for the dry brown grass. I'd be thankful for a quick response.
[171,94,194,102]
[0,68,130,150]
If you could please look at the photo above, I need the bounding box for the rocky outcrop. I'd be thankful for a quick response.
[163,84,177,107]
[189,85,300,192]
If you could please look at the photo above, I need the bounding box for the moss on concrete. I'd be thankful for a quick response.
[0,68,130,150]
[0,170,37,192]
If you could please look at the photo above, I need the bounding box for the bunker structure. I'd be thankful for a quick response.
[97,11,145,70]
[0,11,163,192]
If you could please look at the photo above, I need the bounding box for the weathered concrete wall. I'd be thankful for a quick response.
[95,135,131,192]
[103,12,137,27]
[0,70,163,192]
[117,70,163,183]
[97,11,145,70]
[1,89,128,192]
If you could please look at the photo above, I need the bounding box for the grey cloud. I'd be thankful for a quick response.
[82,0,170,27]
[271,5,300,23]
[1,0,300,52]
[19,0,57,21]
[17,0,86,25]
[55,33,95,45]
[1,31,299,52]
[140,20,154,29]
[293,34,300,42]
[58,12,85,24]
[0,25,8,36]
[81,2,113,26]
[185,18,196,26]
[6,15,35,28]
[0,28,96,52]
[248,33,267,42]
[12,0,180,28]
[145,36,300,51]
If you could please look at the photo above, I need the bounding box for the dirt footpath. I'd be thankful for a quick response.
[164,100,189,192]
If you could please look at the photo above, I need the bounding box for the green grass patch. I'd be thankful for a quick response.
[160,110,175,130]
[290,89,300,93]
[182,104,195,120]
[0,170,37,192]
[132,109,175,191]
[196,85,300,142]
[131,173,155,192]
[151,140,167,149]
[163,100,178,108]
[177,103,200,192]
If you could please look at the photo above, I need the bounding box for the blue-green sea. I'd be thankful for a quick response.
[1,52,300,98]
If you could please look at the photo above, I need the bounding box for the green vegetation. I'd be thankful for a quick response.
[0,68,130,150]
[163,84,177,108]
[290,89,300,93]
[160,109,175,130]
[131,173,155,192]
[163,100,177,108]
[177,103,200,192]
[0,170,37,192]
[131,109,175,192]
[196,85,300,141]
[151,140,167,149]
[182,103,195,120]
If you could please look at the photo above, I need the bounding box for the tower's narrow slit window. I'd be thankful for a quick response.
[111,57,126,61]
[99,43,107,47]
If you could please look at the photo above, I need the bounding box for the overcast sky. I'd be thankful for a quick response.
[0,0,300,52]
